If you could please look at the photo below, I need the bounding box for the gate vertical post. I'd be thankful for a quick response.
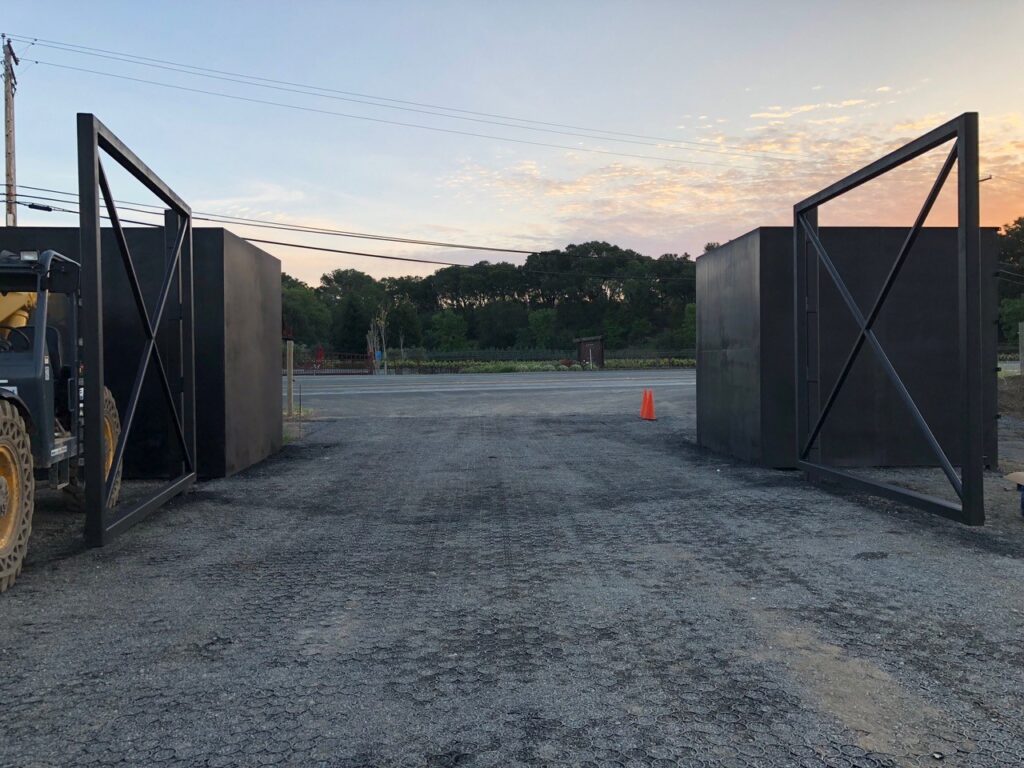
[77,114,107,545]
[180,214,196,475]
[959,112,984,525]
[286,340,294,417]
[794,208,818,466]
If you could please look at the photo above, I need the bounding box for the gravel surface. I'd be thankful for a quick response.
[2,370,1024,767]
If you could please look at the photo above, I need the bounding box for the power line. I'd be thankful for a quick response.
[6,33,810,163]
[13,41,806,165]
[249,237,695,281]
[5,197,160,227]
[27,58,788,172]
[10,198,696,282]
[14,185,542,254]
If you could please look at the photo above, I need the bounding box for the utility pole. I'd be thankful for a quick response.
[3,34,18,227]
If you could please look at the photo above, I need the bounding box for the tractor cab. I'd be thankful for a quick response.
[0,249,81,483]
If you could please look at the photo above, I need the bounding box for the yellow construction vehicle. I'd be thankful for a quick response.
[0,248,122,592]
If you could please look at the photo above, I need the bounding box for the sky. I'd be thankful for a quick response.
[4,1,1023,284]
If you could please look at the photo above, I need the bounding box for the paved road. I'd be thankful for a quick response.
[3,370,1024,767]
[285,369,696,418]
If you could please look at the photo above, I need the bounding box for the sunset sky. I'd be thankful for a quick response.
[5,1,1023,284]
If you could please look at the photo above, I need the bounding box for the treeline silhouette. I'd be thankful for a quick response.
[283,242,698,353]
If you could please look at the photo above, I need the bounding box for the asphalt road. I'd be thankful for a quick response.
[3,369,1024,767]
[285,369,696,418]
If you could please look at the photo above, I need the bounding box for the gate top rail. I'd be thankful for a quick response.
[795,114,965,212]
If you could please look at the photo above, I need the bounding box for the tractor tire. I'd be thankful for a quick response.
[65,387,122,509]
[0,400,35,593]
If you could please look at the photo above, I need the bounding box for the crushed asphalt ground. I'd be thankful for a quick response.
[2,369,1024,767]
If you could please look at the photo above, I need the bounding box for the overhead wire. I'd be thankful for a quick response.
[25,58,795,172]
[7,197,696,282]
[14,186,541,254]
[6,33,811,163]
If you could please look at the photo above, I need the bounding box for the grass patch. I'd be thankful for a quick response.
[389,357,696,374]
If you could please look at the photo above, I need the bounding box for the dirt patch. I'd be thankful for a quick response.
[762,628,970,762]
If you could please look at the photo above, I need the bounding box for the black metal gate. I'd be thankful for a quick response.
[794,112,984,525]
[77,113,196,545]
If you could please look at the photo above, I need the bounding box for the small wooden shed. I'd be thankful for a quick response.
[574,336,605,369]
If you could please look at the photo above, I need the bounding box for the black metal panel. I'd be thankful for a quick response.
[758,227,798,467]
[1,227,282,481]
[193,229,282,478]
[793,112,985,525]
[696,225,996,472]
[77,113,196,546]
[814,228,998,468]
[696,230,763,464]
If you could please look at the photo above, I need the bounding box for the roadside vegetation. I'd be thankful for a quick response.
[283,220,1022,370]
[283,242,701,364]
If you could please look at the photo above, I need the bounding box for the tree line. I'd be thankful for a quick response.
[282,220,1024,355]
[282,242,700,354]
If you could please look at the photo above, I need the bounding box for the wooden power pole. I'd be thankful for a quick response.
[3,35,18,227]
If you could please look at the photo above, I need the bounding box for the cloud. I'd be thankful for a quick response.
[194,181,307,215]
[750,99,867,120]
[876,86,893,93]
[441,112,1024,260]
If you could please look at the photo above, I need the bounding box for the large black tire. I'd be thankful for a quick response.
[0,400,34,593]
[65,386,122,509]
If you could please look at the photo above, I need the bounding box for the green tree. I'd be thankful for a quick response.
[998,217,1024,304]
[1000,297,1024,344]
[284,241,705,353]
[475,301,528,348]
[387,298,423,351]
[318,269,382,307]
[331,296,372,354]
[427,311,469,350]
[527,308,557,348]
[680,303,697,349]
[282,274,330,346]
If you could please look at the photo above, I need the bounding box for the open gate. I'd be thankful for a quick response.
[77,113,197,545]
[794,112,985,525]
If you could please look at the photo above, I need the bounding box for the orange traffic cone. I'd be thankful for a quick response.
[641,389,657,420]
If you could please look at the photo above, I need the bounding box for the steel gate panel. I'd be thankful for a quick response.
[793,113,984,525]
[77,113,197,545]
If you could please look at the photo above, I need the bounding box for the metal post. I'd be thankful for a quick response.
[180,212,197,483]
[958,112,984,525]
[286,339,294,417]
[77,115,105,544]
[3,35,18,227]
[794,208,818,465]
[1018,322,1023,380]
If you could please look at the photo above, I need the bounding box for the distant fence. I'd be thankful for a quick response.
[385,347,696,362]
[283,350,373,375]
[282,344,696,375]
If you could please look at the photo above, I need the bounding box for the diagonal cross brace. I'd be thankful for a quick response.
[798,217,963,499]
[96,182,193,505]
[800,142,959,462]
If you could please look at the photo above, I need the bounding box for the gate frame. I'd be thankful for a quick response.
[77,113,197,546]
[793,112,984,525]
